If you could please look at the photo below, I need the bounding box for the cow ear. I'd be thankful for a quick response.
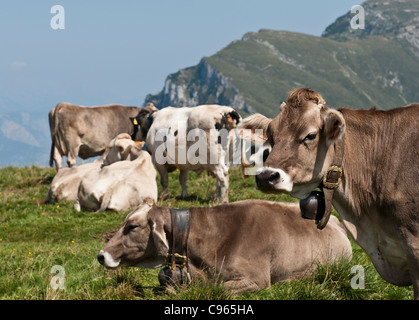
[130,117,138,126]
[150,221,169,254]
[116,140,133,160]
[323,109,346,146]
[238,113,272,141]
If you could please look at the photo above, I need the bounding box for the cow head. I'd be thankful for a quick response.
[97,199,169,269]
[242,88,346,199]
[239,128,272,178]
[103,133,145,165]
[130,103,158,141]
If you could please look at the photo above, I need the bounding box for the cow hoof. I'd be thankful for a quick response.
[74,201,81,212]
[181,192,188,199]
[159,192,170,201]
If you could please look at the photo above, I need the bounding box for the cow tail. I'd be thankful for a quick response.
[49,140,55,167]
[49,104,61,167]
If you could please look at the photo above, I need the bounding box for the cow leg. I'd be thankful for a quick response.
[179,169,189,199]
[224,279,261,294]
[402,232,419,299]
[66,144,80,168]
[155,164,169,200]
[53,146,63,171]
[211,165,229,203]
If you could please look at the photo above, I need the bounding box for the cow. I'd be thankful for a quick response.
[45,160,103,204]
[97,199,352,294]
[131,104,241,203]
[48,102,142,170]
[239,128,272,178]
[241,87,419,299]
[102,133,145,166]
[45,133,144,205]
[74,145,157,212]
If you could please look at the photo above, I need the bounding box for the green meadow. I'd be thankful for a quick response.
[0,166,413,300]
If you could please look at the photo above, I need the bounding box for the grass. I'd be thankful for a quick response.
[0,166,413,300]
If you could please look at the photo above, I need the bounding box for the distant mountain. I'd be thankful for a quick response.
[144,0,419,117]
[322,0,419,59]
[0,109,50,167]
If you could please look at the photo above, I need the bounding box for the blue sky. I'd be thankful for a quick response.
[0,0,361,112]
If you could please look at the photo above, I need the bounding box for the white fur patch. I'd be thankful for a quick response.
[99,250,120,268]
[256,167,293,192]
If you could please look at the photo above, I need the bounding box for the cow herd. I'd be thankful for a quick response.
[46,88,419,298]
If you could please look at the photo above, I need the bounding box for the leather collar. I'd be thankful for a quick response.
[316,132,345,230]
[165,208,190,269]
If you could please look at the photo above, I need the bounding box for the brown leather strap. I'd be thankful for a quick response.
[316,132,345,230]
[166,208,190,269]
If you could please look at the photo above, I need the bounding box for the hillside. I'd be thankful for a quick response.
[145,0,419,117]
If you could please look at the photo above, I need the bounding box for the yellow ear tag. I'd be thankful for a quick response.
[133,119,138,125]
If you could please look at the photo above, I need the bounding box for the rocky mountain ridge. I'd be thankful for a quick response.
[144,0,419,117]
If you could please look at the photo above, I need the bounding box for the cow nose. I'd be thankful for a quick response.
[97,252,105,265]
[255,169,280,190]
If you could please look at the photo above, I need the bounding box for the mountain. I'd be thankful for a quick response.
[144,58,254,114]
[322,0,419,59]
[144,0,419,117]
[0,106,51,167]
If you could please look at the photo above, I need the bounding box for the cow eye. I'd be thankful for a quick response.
[303,133,317,142]
[266,128,274,145]
[128,225,139,232]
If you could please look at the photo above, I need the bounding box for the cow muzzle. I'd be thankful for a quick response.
[97,250,120,269]
[255,167,293,193]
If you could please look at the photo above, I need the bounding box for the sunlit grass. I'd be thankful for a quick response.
[0,166,413,300]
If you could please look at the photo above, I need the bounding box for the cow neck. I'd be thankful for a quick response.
[141,110,157,140]
[316,131,345,230]
[165,208,191,270]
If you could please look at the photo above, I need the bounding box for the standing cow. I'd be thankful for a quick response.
[241,88,419,299]
[48,102,142,170]
[131,104,241,203]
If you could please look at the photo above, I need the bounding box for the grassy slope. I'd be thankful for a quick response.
[207,30,419,118]
[0,166,413,300]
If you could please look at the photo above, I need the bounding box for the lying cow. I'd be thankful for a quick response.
[45,133,144,204]
[242,87,419,299]
[97,199,352,293]
[49,102,144,170]
[132,104,241,203]
[102,133,145,165]
[45,160,103,204]
[74,145,157,212]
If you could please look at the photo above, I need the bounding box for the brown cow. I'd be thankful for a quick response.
[241,88,419,299]
[97,199,352,294]
[48,103,141,170]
